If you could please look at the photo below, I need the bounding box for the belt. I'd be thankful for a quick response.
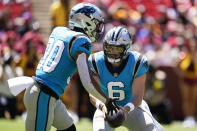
[33,76,59,100]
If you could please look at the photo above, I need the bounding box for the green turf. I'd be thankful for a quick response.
[0,117,197,131]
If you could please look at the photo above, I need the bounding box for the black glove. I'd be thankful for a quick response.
[106,98,120,116]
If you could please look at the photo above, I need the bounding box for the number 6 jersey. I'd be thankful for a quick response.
[36,27,92,97]
[88,51,148,106]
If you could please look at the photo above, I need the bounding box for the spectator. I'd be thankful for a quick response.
[16,39,40,115]
[15,12,32,37]
[177,37,197,128]
[0,8,11,31]
[0,42,21,119]
[49,0,70,29]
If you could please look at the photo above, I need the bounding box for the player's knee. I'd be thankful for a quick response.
[56,124,76,131]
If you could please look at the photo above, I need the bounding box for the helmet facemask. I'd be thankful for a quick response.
[104,41,129,63]
[103,26,132,64]
[82,18,104,42]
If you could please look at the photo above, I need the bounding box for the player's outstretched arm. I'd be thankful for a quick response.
[89,94,107,117]
[75,52,110,104]
[124,74,146,113]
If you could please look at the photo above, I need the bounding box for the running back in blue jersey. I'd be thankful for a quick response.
[88,51,148,106]
[36,27,92,97]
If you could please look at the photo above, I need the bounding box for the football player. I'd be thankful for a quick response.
[17,3,118,131]
[89,26,163,131]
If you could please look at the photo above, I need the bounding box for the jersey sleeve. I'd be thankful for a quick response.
[69,36,92,60]
[135,55,149,78]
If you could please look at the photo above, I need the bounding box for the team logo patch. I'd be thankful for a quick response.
[81,42,91,50]
[143,61,149,69]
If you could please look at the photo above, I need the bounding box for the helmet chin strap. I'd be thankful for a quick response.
[107,57,121,64]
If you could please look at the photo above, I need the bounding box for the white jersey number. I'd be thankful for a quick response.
[107,81,125,101]
[37,38,65,73]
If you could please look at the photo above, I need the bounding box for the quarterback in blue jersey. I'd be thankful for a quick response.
[88,26,163,131]
[13,3,119,131]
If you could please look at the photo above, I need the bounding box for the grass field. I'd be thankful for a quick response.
[0,117,197,131]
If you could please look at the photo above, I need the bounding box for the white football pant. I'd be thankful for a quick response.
[93,100,163,131]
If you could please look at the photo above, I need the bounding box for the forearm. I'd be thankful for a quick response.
[130,94,143,107]
[124,94,143,113]
[125,74,146,112]
[76,53,108,104]
[89,94,105,110]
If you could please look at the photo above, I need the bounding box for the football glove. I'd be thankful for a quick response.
[106,98,120,116]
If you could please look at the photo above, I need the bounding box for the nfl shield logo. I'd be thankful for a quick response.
[113,73,118,77]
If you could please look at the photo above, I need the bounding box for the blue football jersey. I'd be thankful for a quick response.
[88,51,148,106]
[36,27,92,97]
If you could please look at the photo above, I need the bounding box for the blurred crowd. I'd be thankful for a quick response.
[0,0,45,119]
[0,0,197,129]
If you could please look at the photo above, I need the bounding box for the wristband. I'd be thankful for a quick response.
[96,101,102,109]
[124,102,135,112]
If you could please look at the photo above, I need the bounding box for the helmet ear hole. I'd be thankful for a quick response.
[86,22,91,26]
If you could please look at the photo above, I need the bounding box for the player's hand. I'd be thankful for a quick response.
[121,106,130,114]
[119,106,128,120]
[100,104,107,119]
[105,98,120,116]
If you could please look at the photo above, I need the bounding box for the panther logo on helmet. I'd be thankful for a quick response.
[69,3,104,42]
[103,26,132,63]
[75,6,96,16]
